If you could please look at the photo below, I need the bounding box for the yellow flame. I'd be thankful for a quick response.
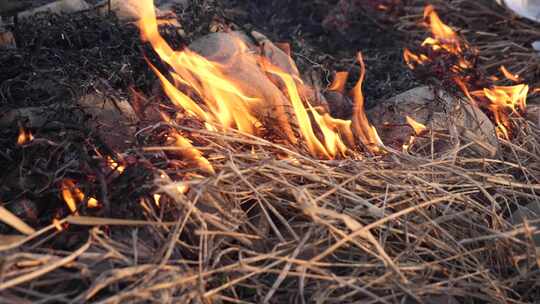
[17,127,33,145]
[61,179,99,213]
[405,5,531,139]
[423,5,461,54]
[167,131,215,174]
[405,116,427,135]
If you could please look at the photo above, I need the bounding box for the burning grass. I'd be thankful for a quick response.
[1,0,540,303]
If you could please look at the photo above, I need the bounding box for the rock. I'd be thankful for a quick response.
[367,86,500,157]
[78,94,138,151]
[96,0,188,21]
[19,0,90,19]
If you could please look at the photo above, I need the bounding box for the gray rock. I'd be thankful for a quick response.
[367,86,500,157]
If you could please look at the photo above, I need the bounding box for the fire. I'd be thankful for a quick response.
[328,71,349,93]
[61,179,99,213]
[422,5,462,54]
[499,66,521,82]
[352,53,384,152]
[405,5,531,139]
[132,0,382,158]
[405,116,427,135]
[166,131,215,174]
[17,127,33,145]
[106,156,125,173]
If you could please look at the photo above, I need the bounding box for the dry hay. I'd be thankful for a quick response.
[1,115,539,303]
[1,1,540,303]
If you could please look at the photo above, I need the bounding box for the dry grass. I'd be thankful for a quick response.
[1,0,540,303]
[1,116,539,303]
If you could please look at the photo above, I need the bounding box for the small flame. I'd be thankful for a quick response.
[61,179,99,213]
[328,72,349,93]
[167,131,215,174]
[153,194,161,207]
[106,156,125,173]
[405,5,531,139]
[17,127,33,145]
[422,5,462,54]
[499,66,521,82]
[405,116,427,135]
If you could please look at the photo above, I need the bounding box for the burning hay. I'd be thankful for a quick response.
[0,0,540,303]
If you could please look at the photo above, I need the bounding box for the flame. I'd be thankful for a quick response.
[106,156,125,173]
[405,116,427,135]
[422,5,462,54]
[328,72,349,93]
[17,127,33,145]
[61,179,99,213]
[499,66,521,82]
[131,0,387,160]
[405,5,531,139]
[352,53,383,152]
[472,84,529,139]
[167,131,215,174]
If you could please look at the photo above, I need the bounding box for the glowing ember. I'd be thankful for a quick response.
[61,179,99,213]
[405,116,427,135]
[106,156,125,173]
[17,127,33,145]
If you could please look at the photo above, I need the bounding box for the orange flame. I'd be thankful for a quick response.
[166,130,215,174]
[499,66,521,82]
[405,116,427,135]
[352,53,383,152]
[17,127,33,145]
[405,5,530,139]
[328,72,349,93]
[422,5,462,54]
[61,179,99,213]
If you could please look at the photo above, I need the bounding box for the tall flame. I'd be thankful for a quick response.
[352,53,383,152]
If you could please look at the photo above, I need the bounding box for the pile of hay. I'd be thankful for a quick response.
[1,1,540,303]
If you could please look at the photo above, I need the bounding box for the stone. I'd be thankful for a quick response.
[367,86,500,157]
[19,0,90,19]
[96,0,188,21]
